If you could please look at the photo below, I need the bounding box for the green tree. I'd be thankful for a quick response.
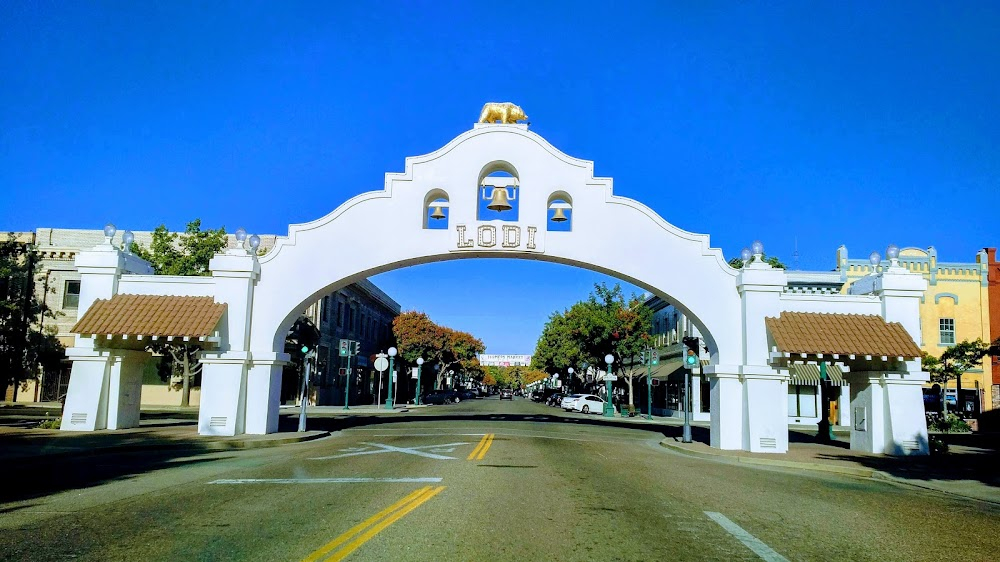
[728,254,786,269]
[392,311,485,389]
[132,220,228,406]
[0,235,65,397]
[923,338,1000,416]
[531,283,653,405]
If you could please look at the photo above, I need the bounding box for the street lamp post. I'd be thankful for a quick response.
[567,367,574,392]
[603,354,615,417]
[386,347,397,410]
[415,357,424,406]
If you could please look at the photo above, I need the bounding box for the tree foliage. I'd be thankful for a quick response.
[728,254,786,269]
[923,338,1000,414]
[531,283,653,403]
[131,219,227,276]
[392,311,485,388]
[0,235,64,393]
[131,220,228,406]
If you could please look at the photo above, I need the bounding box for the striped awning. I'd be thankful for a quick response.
[788,363,846,386]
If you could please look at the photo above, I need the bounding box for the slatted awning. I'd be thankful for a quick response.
[788,363,846,386]
[72,294,226,340]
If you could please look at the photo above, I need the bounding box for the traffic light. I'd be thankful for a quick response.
[650,349,659,365]
[339,339,350,357]
[682,337,700,370]
[352,341,362,355]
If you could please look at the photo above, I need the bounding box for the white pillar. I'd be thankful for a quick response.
[197,249,260,436]
[734,258,789,453]
[244,352,288,434]
[838,384,851,427]
[707,365,744,450]
[105,350,148,429]
[61,242,153,432]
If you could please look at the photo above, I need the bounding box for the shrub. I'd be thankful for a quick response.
[928,413,972,433]
[36,418,60,429]
[929,435,949,455]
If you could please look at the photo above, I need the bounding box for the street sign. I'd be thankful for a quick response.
[392,372,397,382]
[411,367,419,379]
[374,356,388,372]
[606,375,618,381]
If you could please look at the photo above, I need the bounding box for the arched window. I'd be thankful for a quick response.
[477,161,519,222]
[547,191,573,231]
[423,189,449,229]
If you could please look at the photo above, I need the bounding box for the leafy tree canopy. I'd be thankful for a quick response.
[132,219,227,276]
[0,234,64,391]
[728,254,786,269]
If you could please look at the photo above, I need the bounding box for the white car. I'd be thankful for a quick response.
[560,394,582,410]
[571,394,606,415]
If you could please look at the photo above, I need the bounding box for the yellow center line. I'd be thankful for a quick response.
[474,433,495,460]
[325,486,445,562]
[301,486,431,562]
[467,434,490,460]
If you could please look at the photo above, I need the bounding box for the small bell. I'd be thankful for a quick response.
[430,205,446,220]
[551,207,569,222]
[486,187,513,212]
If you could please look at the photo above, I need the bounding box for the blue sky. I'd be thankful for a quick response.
[2,2,998,354]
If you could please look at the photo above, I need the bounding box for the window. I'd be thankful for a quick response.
[321,296,330,324]
[787,385,817,417]
[939,318,955,345]
[337,301,344,327]
[63,280,81,308]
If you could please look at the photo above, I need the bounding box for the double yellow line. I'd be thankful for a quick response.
[467,433,494,461]
[302,485,445,562]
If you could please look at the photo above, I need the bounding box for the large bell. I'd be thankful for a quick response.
[551,207,569,222]
[430,205,446,220]
[486,187,513,212]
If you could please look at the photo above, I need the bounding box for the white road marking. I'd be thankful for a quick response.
[308,442,471,461]
[209,477,443,484]
[704,511,790,562]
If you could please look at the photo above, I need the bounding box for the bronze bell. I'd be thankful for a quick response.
[430,205,446,220]
[486,187,513,212]
[551,207,569,222]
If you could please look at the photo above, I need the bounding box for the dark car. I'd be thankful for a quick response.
[457,389,477,400]
[500,389,513,400]
[422,389,460,404]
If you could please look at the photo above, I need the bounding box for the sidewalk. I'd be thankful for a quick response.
[0,419,329,464]
[661,435,1000,505]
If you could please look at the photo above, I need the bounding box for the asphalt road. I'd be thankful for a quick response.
[2,397,997,561]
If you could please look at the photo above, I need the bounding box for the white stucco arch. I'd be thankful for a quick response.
[248,124,742,365]
[59,120,932,456]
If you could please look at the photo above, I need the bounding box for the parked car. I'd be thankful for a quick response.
[500,389,513,400]
[560,394,582,410]
[423,389,461,404]
[457,389,477,401]
[547,393,564,406]
[572,394,605,414]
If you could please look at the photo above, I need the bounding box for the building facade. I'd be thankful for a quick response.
[837,246,993,417]
[6,227,398,408]
[985,248,1000,411]
[297,280,400,407]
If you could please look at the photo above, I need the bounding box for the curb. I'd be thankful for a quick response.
[659,440,877,478]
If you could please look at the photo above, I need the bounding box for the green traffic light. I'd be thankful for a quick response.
[685,353,697,366]
[301,345,309,354]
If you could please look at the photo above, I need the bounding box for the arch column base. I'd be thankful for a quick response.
[198,352,250,436]
[848,371,929,456]
[245,352,290,435]
[706,365,788,453]
[60,347,148,432]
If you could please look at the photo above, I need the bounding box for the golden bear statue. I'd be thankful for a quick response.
[478,102,528,124]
